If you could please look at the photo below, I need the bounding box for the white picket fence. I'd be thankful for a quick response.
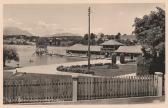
[3,73,163,103]
[77,75,159,100]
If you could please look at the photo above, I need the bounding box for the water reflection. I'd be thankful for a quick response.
[5,45,87,67]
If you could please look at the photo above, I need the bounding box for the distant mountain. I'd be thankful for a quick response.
[3,27,33,36]
[51,32,80,37]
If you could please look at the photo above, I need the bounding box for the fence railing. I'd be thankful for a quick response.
[3,75,73,103]
[3,73,163,104]
[77,75,159,100]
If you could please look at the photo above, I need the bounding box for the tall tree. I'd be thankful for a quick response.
[133,7,165,74]
[82,33,97,45]
[115,32,121,41]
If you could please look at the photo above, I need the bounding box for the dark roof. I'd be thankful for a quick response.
[67,44,101,52]
[100,40,124,46]
[115,45,142,54]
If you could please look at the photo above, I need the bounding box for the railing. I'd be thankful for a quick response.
[3,75,73,104]
[77,75,159,100]
[3,73,163,104]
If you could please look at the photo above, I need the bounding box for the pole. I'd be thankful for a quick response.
[88,6,91,72]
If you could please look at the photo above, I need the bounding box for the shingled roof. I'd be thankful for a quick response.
[115,45,142,54]
[100,40,124,46]
[66,44,101,52]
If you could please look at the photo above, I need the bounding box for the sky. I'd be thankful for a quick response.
[4,3,165,36]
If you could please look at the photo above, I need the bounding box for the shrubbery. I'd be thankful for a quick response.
[111,53,117,65]
[56,62,114,74]
[95,63,103,66]
[120,53,125,64]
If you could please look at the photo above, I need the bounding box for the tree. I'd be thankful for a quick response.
[90,33,97,45]
[3,46,19,67]
[84,34,88,40]
[100,33,104,38]
[115,32,121,41]
[107,35,115,40]
[111,53,117,65]
[82,33,97,45]
[133,7,165,74]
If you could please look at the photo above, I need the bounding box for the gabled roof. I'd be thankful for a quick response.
[115,45,142,54]
[66,44,101,52]
[100,40,124,46]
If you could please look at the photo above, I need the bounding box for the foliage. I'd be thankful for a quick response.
[119,39,137,46]
[3,46,19,67]
[97,38,104,44]
[115,32,121,41]
[133,7,165,47]
[82,33,97,45]
[133,7,165,74]
[120,53,125,64]
[111,53,117,65]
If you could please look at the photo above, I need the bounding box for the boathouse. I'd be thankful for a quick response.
[115,45,142,59]
[100,40,124,52]
[66,44,101,56]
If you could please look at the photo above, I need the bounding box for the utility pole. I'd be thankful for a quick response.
[88,6,91,72]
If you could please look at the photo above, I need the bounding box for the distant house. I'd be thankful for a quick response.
[66,44,101,55]
[99,40,124,52]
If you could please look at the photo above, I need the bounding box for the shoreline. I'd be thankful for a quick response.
[5,59,113,77]
[4,59,136,77]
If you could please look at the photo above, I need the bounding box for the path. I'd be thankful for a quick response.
[9,59,112,77]
[6,59,136,77]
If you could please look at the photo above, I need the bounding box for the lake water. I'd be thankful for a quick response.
[5,45,87,67]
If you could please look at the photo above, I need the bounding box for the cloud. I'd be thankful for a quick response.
[32,20,64,36]
[4,18,84,36]
[33,20,85,36]
[4,18,23,27]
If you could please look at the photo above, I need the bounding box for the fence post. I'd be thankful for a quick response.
[72,76,78,101]
[155,72,163,97]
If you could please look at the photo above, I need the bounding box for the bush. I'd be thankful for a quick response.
[136,56,152,75]
[120,53,125,64]
[95,63,103,66]
[57,65,64,71]
[104,63,111,65]
[3,46,19,67]
[111,53,117,65]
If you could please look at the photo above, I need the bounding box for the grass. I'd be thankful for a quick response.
[64,61,137,77]
[91,64,137,76]
[87,64,137,76]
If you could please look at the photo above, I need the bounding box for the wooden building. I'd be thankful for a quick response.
[66,44,101,56]
[115,45,142,59]
[100,40,124,52]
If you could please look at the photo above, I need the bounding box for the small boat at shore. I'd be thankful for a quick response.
[66,54,78,57]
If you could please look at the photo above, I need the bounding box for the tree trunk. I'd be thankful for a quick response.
[3,59,6,67]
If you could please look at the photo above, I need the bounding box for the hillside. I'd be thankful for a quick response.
[3,27,33,36]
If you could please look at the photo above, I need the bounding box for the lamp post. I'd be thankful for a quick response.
[88,6,91,72]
